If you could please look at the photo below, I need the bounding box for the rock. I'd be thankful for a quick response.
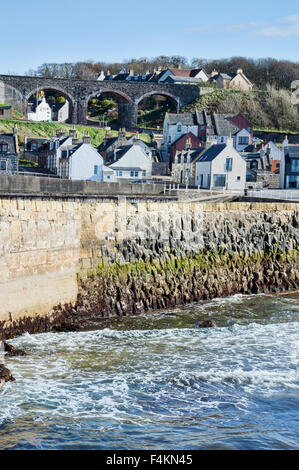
[3,341,27,357]
[195,319,217,328]
[0,363,15,387]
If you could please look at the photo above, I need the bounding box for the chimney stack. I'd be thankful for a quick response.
[69,127,76,138]
[82,132,91,144]
[237,68,243,74]
[72,133,79,145]
[211,69,218,77]
[185,137,192,149]
[283,135,289,148]
[226,133,234,147]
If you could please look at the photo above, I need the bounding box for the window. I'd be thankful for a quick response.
[0,109,3,115]
[130,171,134,177]
[213,174,226,188]
[177,124,182,132]
[31,142,38,151]
[237,176,241,181]
[168,136,171,143]
[135,171,139,177]
[0,143,8,153]
[225,158,233,172]
[0,160,7,171]
[107,175,110,180]
[286,175,299,189]
[291,160,299,172]
[117,171,123,177]
[238,136,249,146]
[94,165,98,175]
[142,171,146,177]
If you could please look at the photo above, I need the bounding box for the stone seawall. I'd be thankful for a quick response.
[1,197,299,337]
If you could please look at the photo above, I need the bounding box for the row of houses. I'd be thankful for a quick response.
[163,110,253,159]
[1,124,298,191]
[97,67,253,91]
[0,126,153,183]
[170,126,299,191]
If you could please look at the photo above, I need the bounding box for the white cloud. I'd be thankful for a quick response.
[256,23,299,37]
[186,14,299,38]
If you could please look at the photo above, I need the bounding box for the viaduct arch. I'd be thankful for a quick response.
[0,75,201,128]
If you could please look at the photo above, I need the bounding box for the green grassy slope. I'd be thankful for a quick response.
[0,119,151,147]
[183,88,299,134]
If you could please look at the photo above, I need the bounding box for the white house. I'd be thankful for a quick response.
[58,140,105,181]
[195,138,246,191]
[45,130,108,181]
[158,68,209,83]
[109,140,152,181]
[28,97,52,122]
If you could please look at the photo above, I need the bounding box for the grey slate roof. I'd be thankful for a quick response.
[105,145,132,165]
[166,113,197,126]
[97,137,119,152]
[213,114,240,136]
[198,144,226,162]
[165,76,203,84]
[51,102,66,112]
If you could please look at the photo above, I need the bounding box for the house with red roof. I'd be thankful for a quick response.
[157,68,209,83]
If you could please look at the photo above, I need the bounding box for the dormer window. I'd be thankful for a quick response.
[0,143,9,153]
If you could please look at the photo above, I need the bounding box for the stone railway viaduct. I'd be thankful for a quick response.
[0,75,201,128]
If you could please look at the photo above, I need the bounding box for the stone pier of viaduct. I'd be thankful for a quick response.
[0,75,202,128]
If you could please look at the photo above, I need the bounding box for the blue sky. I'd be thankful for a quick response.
[1,0,298,74]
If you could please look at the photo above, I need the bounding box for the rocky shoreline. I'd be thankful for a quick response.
[1,205,299,388]
[1,247,299,340]
[1,248,299,388]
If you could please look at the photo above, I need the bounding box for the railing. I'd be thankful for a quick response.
[246,189,299,201]
[163,185,299,202]
[19,171,60,178]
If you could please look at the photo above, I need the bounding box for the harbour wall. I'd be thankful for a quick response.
[1,193,299,335]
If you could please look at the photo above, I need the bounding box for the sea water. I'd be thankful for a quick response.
[0,293,298,450]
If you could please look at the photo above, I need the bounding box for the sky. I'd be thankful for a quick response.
[0,0,298,75]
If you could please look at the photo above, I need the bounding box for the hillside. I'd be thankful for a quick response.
[0,119,151,148]
[183,87,299,133]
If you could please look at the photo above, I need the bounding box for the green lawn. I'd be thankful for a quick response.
[0,119,151,146]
